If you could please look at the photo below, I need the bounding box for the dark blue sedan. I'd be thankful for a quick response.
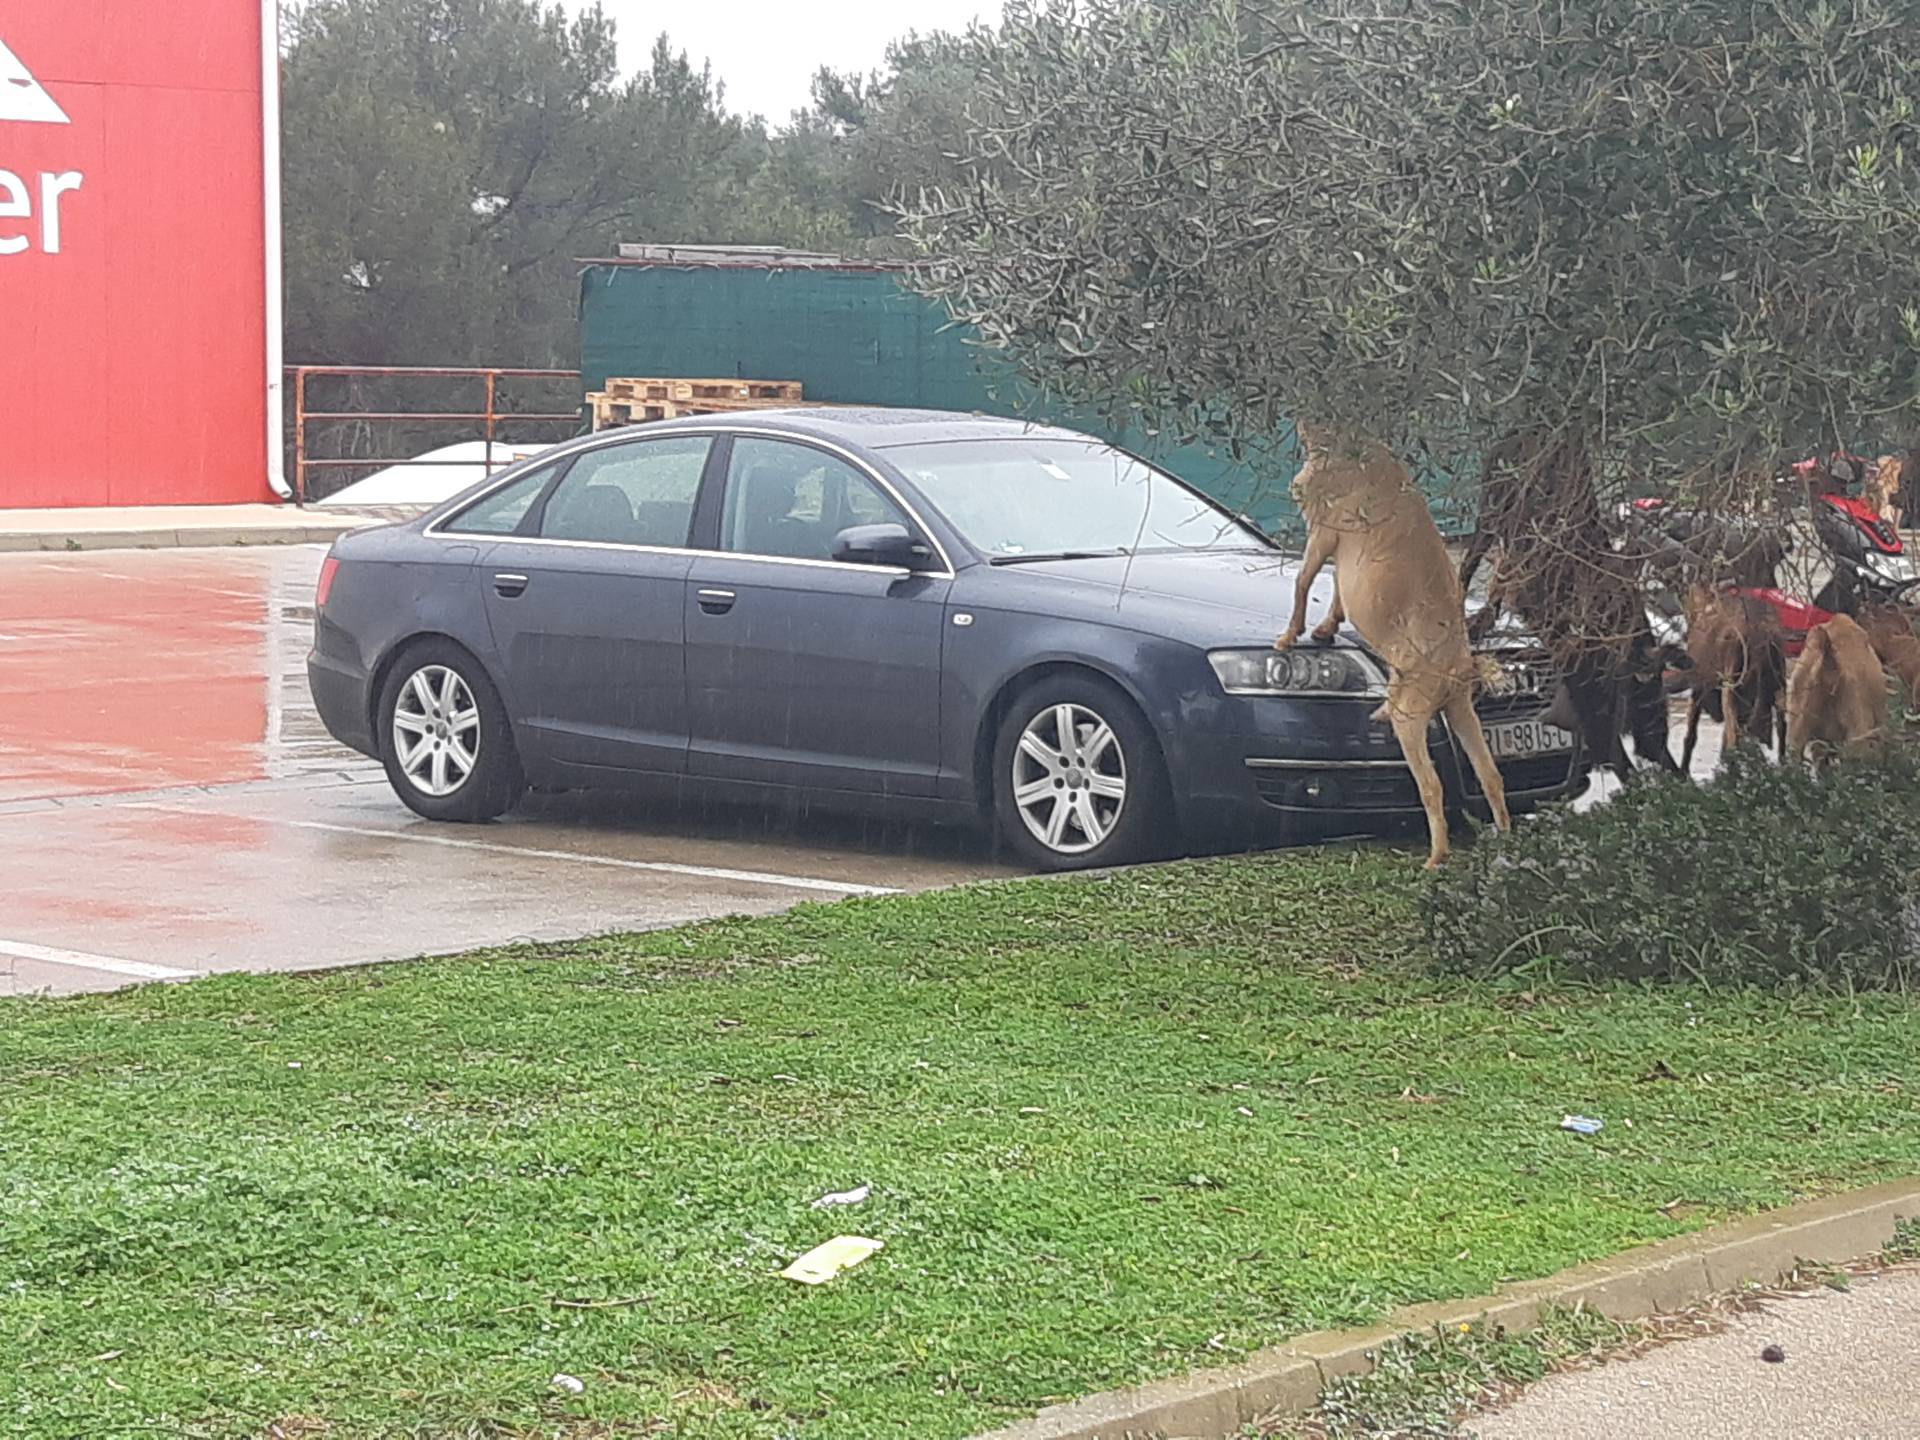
[308,408,1578,869]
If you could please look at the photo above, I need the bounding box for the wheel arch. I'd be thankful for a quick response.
[366,631,506,751]
[970,659,1170,816]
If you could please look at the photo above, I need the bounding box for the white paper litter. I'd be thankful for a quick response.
[810,1183,872,1210]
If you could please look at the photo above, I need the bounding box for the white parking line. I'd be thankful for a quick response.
[0,940,198,982]
[0,771,386,819]
[129,806,901,897]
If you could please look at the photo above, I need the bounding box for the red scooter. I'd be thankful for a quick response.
[1625,451,1920,656]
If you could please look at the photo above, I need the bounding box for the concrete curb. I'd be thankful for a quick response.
[0,523,363,554]
[973,1178,1920,1440]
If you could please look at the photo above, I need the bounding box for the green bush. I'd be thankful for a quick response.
[1426,747,1920,990]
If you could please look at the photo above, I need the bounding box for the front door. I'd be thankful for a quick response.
[477,434,713,773]
[684,435,949,795]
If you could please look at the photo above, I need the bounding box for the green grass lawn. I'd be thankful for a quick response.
[6,849,1920,1439]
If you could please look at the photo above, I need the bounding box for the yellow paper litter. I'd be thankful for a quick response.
[780,1235,884,1285]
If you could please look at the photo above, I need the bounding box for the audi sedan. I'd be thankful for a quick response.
[307,408,1579,870]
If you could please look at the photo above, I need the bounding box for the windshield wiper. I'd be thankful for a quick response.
[988,548,1130,566]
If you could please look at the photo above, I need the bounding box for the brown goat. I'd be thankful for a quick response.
[1866,454,1906,529]
[1458,429,1680,782]
[1276,426,1510,869]
[1785,614,1887,765]
[1857,603,1920,712]
[1679,585,1787,768]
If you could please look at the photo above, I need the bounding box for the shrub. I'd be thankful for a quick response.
[1426,747,1920,990]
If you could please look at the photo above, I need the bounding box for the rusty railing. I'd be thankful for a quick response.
[287,365,583,504]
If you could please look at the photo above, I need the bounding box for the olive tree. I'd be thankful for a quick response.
[901,0,1920,519]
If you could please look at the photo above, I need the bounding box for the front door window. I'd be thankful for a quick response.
[719,437,910,561]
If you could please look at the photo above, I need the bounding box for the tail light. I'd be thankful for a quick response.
[316,554,341,609]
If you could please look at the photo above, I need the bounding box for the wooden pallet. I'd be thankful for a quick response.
[586,390,808,431]
[601,376,804,405]
[588,394,668,428]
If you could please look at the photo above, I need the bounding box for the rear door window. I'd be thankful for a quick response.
[537,433,718,545]
[539,436,712,547]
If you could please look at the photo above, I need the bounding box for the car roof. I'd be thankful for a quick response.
[633,406,1096,451]
[418,408,1109,530]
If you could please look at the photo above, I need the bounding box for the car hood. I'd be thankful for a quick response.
[981,548,1328,648]
[980,548,1540,652]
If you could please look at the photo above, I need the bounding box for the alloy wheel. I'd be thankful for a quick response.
[1011,702,1128,854]
[391,664,480,797]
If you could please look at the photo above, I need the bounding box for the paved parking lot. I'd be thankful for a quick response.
[0,545,1014,997]
[0,544,1733,999]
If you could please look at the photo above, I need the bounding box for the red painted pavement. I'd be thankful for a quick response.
[0,551,270,800]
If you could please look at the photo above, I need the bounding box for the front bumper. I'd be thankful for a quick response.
[1172,681,1580,842]
[1243,716,1578,819]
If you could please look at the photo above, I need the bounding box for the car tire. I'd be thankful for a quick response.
[990,674,1172,871]
[377,640,525,823]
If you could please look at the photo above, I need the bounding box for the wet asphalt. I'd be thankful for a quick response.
[0,545,1015,997]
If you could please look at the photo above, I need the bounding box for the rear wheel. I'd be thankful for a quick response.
[990,674,1171,871]
[378,641,524,822]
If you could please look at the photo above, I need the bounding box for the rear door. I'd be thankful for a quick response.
[475,434,714,773]
[682,435,950,795]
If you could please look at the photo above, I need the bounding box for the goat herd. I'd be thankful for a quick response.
[1282,427,1919,869]
[1678,589,1912,767]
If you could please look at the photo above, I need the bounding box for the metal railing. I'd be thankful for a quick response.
[287,364,583,504]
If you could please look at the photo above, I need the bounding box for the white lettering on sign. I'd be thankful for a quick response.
[0,169,82,254]
[0,38,82,255]
[0,37,70,126]
[0,169,24,254]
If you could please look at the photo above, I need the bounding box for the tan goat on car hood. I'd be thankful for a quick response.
[1275,425,1510,868]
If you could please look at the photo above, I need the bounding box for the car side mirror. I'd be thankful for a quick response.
[832,523,935,570]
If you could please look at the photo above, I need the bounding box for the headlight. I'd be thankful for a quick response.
[1208,647,1388,696]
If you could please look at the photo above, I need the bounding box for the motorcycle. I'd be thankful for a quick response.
[1621,450,1920,658]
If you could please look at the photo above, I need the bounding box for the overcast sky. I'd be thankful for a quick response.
[587,0,998,123]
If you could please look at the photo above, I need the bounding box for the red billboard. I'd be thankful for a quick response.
[0,3,281,508]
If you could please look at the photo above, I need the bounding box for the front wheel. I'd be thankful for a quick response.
[378,641,525,822]
[990,675,1171,871]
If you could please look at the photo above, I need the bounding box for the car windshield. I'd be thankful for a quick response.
[885,438,1267,559]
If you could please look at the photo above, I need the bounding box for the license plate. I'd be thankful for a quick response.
[1484,717,1574,760]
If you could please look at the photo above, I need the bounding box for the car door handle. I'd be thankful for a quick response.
[697,588,736,615]
[493,572,529,597]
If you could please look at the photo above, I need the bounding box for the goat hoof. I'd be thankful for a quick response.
[1274,633,1299,652]
[1310,624,1339,645]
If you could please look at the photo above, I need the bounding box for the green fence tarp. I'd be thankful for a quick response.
[576,262,1309,535]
